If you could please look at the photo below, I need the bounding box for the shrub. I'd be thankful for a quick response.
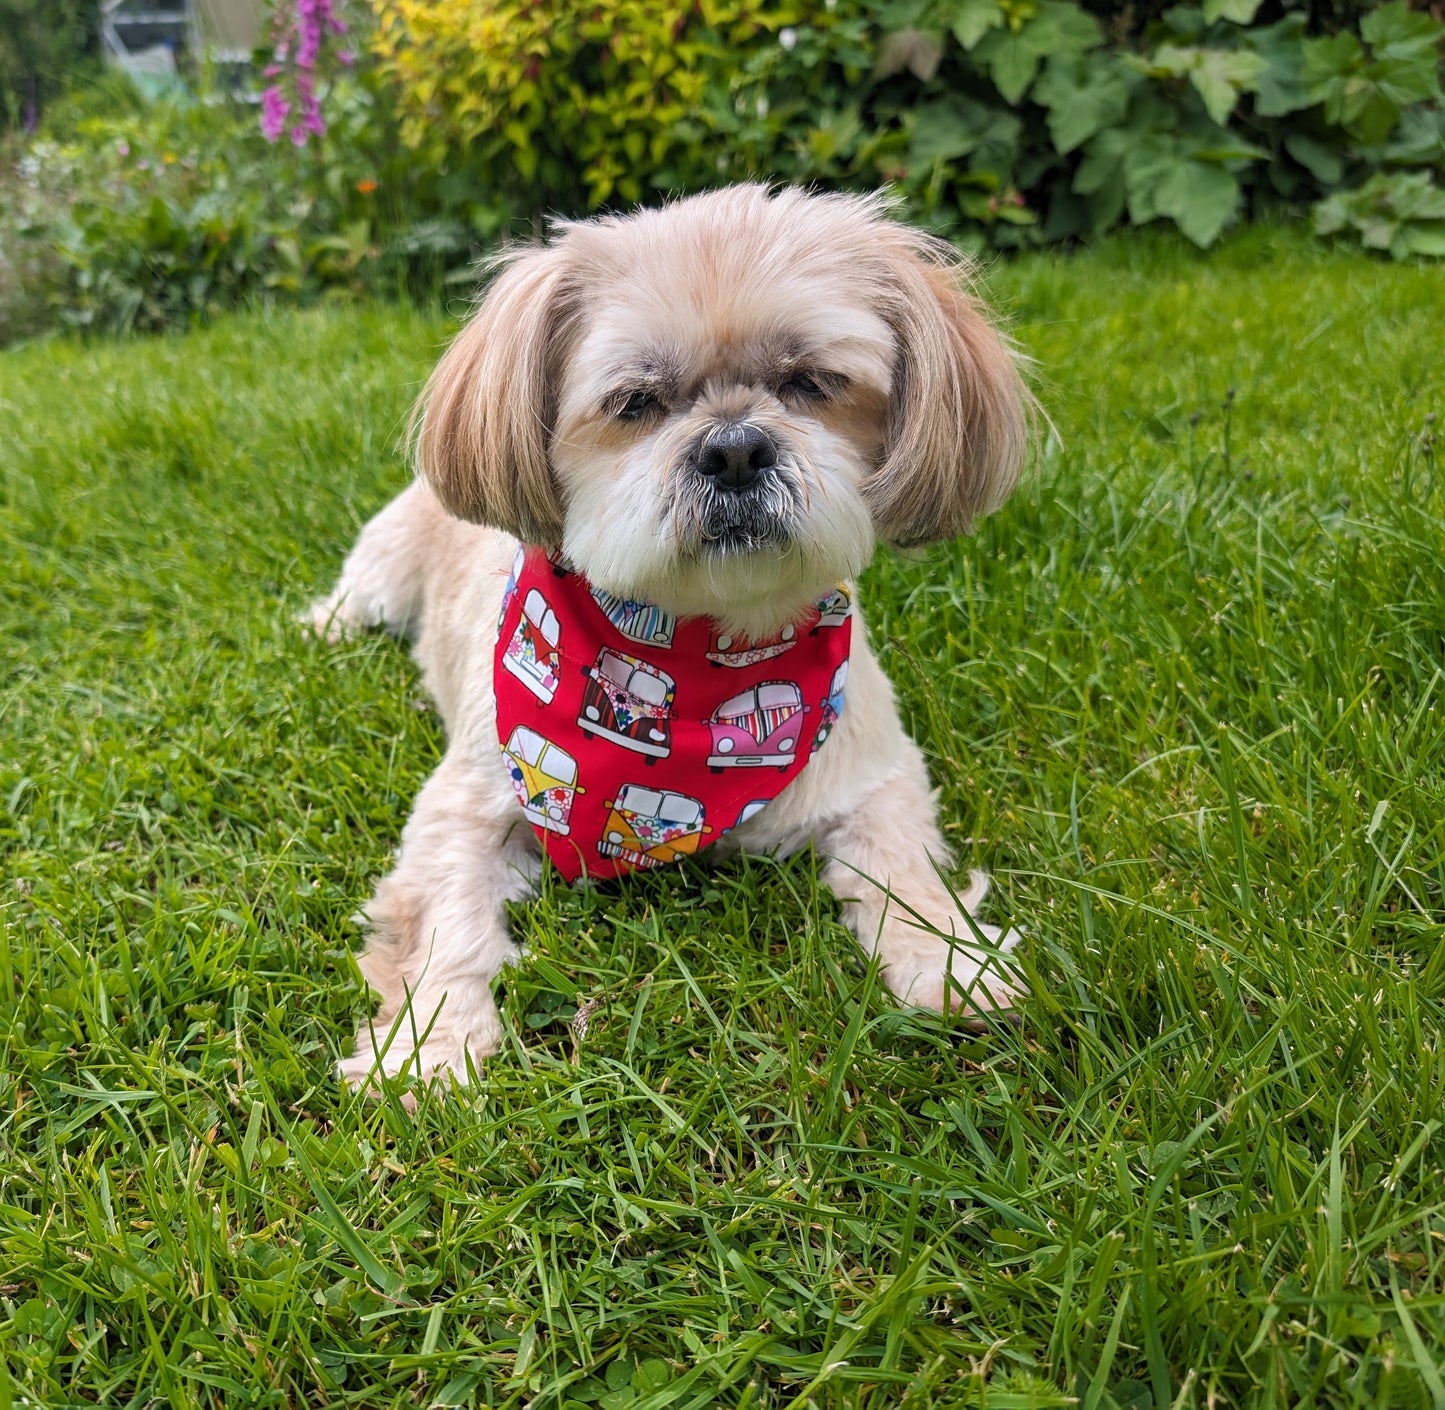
[716,0,1445,252]
[0,79,414,341]
[366,0,799,211]
[354,0,1443,255]
[3,0,1441,344]
[0,0,97,131]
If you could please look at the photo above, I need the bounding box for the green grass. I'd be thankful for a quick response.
[2,226,1443,1408]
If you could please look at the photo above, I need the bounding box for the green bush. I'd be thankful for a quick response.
[358,0,1442,255]
[1,0,1440,344]
[367,0,797,210]
[0,68,491,343]
[0,92,346,339]
[708,0,1445,253]
[0,0,97,131]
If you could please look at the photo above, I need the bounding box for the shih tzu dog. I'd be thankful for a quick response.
[309,184,1030,1090]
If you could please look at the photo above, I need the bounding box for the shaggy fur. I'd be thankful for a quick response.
[309,185,1030,1090]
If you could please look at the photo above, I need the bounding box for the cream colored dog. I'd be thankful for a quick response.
[310,185,1030,1090]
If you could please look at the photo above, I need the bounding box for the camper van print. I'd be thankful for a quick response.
[501,725,582,835]
[579,649,676,759]
[814,660,849,749]
[706,681,806,769]
[812,586,852,631]
[500,586,561,703]
[589,586,676,647]
[497,543,526,629]
[727,799,769,832]
[705,622,798,669]
[598,784,708,868]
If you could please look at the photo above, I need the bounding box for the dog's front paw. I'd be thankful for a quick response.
[340,1007,503,1104]
[882,919,1025,1025]
[299,595,360,643]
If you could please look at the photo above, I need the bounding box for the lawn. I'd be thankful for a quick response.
[1,226,1443,1408]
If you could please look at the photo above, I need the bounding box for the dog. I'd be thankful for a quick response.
[308,185,1030,1090]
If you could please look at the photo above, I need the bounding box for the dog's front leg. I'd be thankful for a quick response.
[338,749,539,1094]
[817,743,1022,1020]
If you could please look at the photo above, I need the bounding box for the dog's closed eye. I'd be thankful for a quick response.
[611,389,665,422]
[777,369,845,404]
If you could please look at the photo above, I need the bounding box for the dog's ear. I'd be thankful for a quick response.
[412,245,573,545]
[864,232,1029,548]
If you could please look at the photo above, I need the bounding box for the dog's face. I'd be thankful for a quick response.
[415,186,1027,632]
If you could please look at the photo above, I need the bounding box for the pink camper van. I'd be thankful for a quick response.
[705,681,806,770]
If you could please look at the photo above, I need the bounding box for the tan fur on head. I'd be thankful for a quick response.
[413,245,574,544]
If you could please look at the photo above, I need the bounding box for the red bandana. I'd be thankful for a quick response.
[495,547,853,881]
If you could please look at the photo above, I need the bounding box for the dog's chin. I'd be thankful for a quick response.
[697,527,791,556]
[689,505,796,559]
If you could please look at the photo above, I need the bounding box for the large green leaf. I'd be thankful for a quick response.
[975,28,1044,105]
[1203,0,1263,22]
[973,0,1102,105]
[1121,129,1180,225]
[1393,223,1445,257]
[1153,161,1240,245]
[1367,0,1445,110]
[1073,124,1130,198]
[1387,170,1445,222]
[1371,52,1444,110]
[1284,132,1343,185]
[1247,15,1313,117]
[1032,52,1132,153]
[949,0,1004,51]
[1301,30,1363,87]
[1381,107,1445,167]
[1147,45,1268,125]
[1302,31,1401,143]
[908,94,988,165]
[1361,0,1445,66]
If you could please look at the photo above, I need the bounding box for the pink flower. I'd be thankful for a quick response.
[260,85,291,144]
[260,0,347,145]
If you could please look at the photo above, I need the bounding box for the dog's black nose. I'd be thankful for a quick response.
[698,423,777,491]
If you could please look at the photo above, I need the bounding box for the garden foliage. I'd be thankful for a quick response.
[0,0,1441,343]
[368,0,790,209]
[0,91,390,345]
[0,0,97,131]
[363,0,1443,254]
